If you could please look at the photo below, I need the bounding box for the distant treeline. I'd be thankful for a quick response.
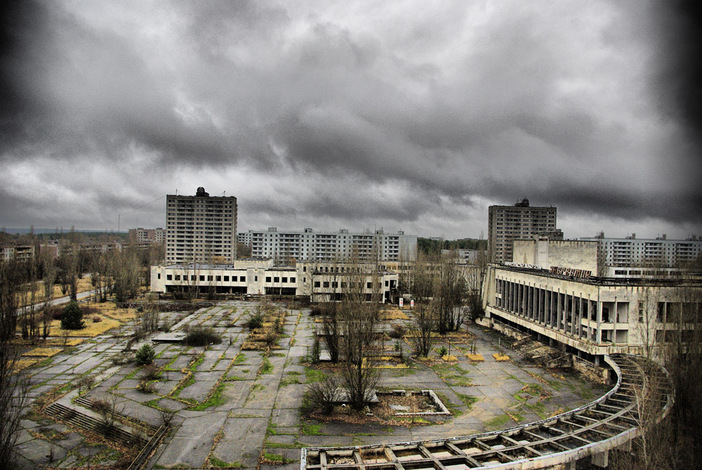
[418,237,487,254]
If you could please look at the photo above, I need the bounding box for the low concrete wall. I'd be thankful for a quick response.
[573,355,610,384]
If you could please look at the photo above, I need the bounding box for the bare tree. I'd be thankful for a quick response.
[411,301,436,357]
[339,260,380,411]
[0,259,30,467]
[435,254,468,334]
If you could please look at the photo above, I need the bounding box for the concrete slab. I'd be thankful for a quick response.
[156,411,228,468]
[211,416,268,468]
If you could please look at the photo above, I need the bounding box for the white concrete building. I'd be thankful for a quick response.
[482,264,702,362]
[166,187,237,265]
[580,234,702,275]
[150,260,398,302]
[242,227,417,262]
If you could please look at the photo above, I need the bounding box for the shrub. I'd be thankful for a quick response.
[46,306,63,321]
[305,374,342,415]
[437,345,448,357]
[245,312,263,330]
[92,315,102,323]
[135,344,156,365]
[310,336,321,364]
[141,364,160,381]
[388,323,406,339]
[136,381,156,394]
[61,301,85,330]
[185,326,222,346]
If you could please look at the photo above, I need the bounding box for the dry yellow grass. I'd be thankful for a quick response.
[50,316,121,337]
[492,353,510,362]
[19,277,94,305]
[22,347,63,357]
[380,307,409,320]
[86,302,136,321]
[466,353,484,362]
[442,355,458,362]
[14,358,40,371]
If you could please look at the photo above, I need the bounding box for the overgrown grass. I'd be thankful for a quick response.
[456,393,478,410]
[305,367,325,383]
[300,421,322,435]
[260,357,273,375]
[280,371,302,386]
[485,414,511,430]
[190,382,227,410]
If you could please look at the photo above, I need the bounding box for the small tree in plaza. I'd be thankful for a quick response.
[61,301,84,330]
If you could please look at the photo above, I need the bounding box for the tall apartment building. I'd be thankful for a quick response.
[242,227,417,262]
[166,187,237,264]
[488,199,558,264]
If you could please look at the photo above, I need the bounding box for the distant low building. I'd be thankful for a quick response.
[0,244,35,262]
[129,227,165,245]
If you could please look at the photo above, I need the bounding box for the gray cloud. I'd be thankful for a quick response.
[0,0,700,239]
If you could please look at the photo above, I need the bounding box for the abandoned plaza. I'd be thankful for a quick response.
[10,295,676,470]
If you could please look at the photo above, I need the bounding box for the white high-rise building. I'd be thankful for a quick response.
[242,227,417,262]
[166,187,237,264]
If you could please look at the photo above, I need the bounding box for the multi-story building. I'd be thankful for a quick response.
[242,227,417,262]
[129,227,165,245]
[150,260,398,303]
[166,187,237,264]
[0,244,35,261]
[482,263,702,364]
[580,233,702,276]
[488,199,559,264]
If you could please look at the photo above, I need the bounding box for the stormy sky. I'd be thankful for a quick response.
[1,1,701,239]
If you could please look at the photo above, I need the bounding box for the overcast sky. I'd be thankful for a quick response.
[1,1,701,240]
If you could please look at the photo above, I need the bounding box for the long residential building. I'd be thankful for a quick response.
[488,199,560,264]
[239,227,417,262]
[166,187,237,265]
[580,233,702,272]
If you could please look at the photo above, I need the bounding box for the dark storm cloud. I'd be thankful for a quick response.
[0,1,700,237]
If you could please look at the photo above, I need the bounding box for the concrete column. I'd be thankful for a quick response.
[591,450,609,468]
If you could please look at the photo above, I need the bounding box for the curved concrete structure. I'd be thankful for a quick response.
[301,354,672,470]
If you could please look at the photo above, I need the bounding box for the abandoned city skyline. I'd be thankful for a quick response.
[1,1,701,239]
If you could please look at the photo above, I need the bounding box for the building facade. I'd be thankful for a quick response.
[129,227,165,245]
[488,199,559,264]
[482,264,702,362]
[166,187,237,265]
[150,261,398,303]
[241,227,417,262]
[580,234,702,275]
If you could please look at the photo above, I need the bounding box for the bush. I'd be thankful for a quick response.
[137,381,156,394]
[305,374,342,415]
[46,306,63,321]
[185,326,222,346]
[61,301,85,330]
[245,312,263,330]
[388,323,406,339]
[92,315,102,323]
[437,345,448,357]
[135,344,156,365]
[141,364,160,381]
[310,336,321,364]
